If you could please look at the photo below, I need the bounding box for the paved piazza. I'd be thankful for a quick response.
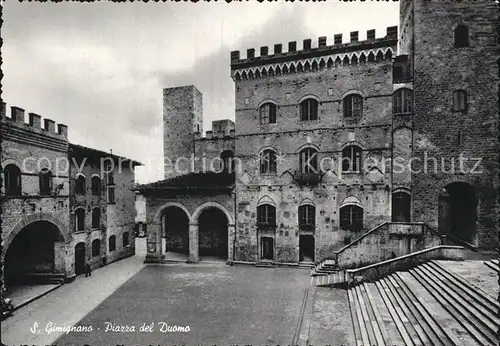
[1,242,312,346]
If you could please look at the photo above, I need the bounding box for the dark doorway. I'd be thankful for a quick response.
[261,237,274,260]
[392,191,411,222]
[163,206,190,254]
[198,207,228,259]
[75,242,86,276]
[299,235,315,262]
[439,182,477,243]
[4,221,64,285]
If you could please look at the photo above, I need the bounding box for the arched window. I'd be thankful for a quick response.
[220,150,234,173]
[393,88,413,114]
[298,205,315,227]
[343,94,363,120]
[75,208,85,232]
[109,235,116,252]
[76,175,86,195]
[92,208,101,229]
[257,204,276,229]
[260,149,277,174]
[4,164,22,196]
[299,147,318,174]
[91,176,102,196]
[259,103,277,124]
[92,239,100,257]
[342,146,362,172]
[340,205,363,231]
[453,90,467,112]
[392,191,411,222]
[123,232,130,247]
[39,168,53,196]
[454,25,469,48]
[300,98,318,121]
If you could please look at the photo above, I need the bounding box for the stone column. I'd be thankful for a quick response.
[227,224,235,264]
[145,223,163,263]
[188,223,199,263]
[54,242,65,273]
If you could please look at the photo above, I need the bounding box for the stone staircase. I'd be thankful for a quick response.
[348,260,500,346]
[311,259,337,276]
[483,259,499,273]
[9,273,66,285]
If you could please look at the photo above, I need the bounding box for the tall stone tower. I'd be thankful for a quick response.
[403,0,498,250]
[163,86,203,179]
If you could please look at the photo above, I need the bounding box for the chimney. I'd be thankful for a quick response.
[350,31,359,43]
[206,131,213,139]
[57,124,68,138]
[1,102,6,118]
[318,36,327,48]
[11,106,25,124]
[44,118,56,133]
[386,26,398,38]
[367,29,376,40]
[303,39,311,51]
[288,41,297,53]
[334,34,343,45]
[230,129,235,137]
[260,46,268,57]
[274,44,282,54]
[247,48,255,59]
[230,50,240,61]
[29,112,42,128]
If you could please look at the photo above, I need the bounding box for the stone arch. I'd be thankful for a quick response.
[257,98,279,109]
[341,140,365,150]
[190,201,233,225]
[297,142,320,152]
[341,89,364,99]
[153,202,192,225]
[1,213,68,262]
[257,195,276,207]
[1,159,23,171]
[299,198,315,206]
[340,195,363,208]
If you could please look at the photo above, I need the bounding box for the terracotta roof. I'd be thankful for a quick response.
[135,172,235,192]
[69,143,143,166]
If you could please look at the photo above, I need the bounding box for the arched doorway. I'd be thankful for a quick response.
[4,221,64,285]
[198,207,228,260]
[75,242,86,276]
[163,206,190,255]
[439,182,477,243]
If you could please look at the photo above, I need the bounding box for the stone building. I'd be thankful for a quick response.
[1,103,141,286]
[138,0,498,266]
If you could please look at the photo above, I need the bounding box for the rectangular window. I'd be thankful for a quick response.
[453,90,467,112]
[107,186,115,204]
[299,205,315,227]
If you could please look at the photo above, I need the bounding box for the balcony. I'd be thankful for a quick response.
[293,171,323,186]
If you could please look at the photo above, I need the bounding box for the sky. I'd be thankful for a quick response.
[2,0,399,183]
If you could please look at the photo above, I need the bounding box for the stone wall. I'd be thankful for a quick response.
[410,0,499,250]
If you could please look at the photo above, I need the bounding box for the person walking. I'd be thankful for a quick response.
[85,260,92,277]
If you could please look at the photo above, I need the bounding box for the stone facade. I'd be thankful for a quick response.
[1,103,140,285]
[141,0,498,266]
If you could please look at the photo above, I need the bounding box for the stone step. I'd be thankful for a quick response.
[365,282,405,346]
[350,285,371,345]
[391,273,461,346]
[354,285,379,345]
[483,261,499,273]
[423,262,499,318]
[375,280,415,346]
[396,272,467,346]
[362,283,395,346]
[255,262,274,268]
[348,286,365,346]
[358,284,386,346]
[430,260,499,309]
[384,275,440,346]
[379,278,424,345]
[417,266,499,335]
[410,267,496,346]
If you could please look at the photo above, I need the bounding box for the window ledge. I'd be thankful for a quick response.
[393,112,413,116]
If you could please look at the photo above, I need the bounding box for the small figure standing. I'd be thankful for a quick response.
[85,260,92,277]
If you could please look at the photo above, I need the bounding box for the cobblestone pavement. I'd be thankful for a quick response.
[307,287,355,346]
[54,264,310,346]
[1,241,146,346]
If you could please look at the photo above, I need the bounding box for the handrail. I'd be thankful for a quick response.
[334,221,390,258]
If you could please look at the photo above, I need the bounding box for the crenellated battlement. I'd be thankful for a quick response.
[195,128,236,141]
[1,102,68,139]
[230,26,397,80]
